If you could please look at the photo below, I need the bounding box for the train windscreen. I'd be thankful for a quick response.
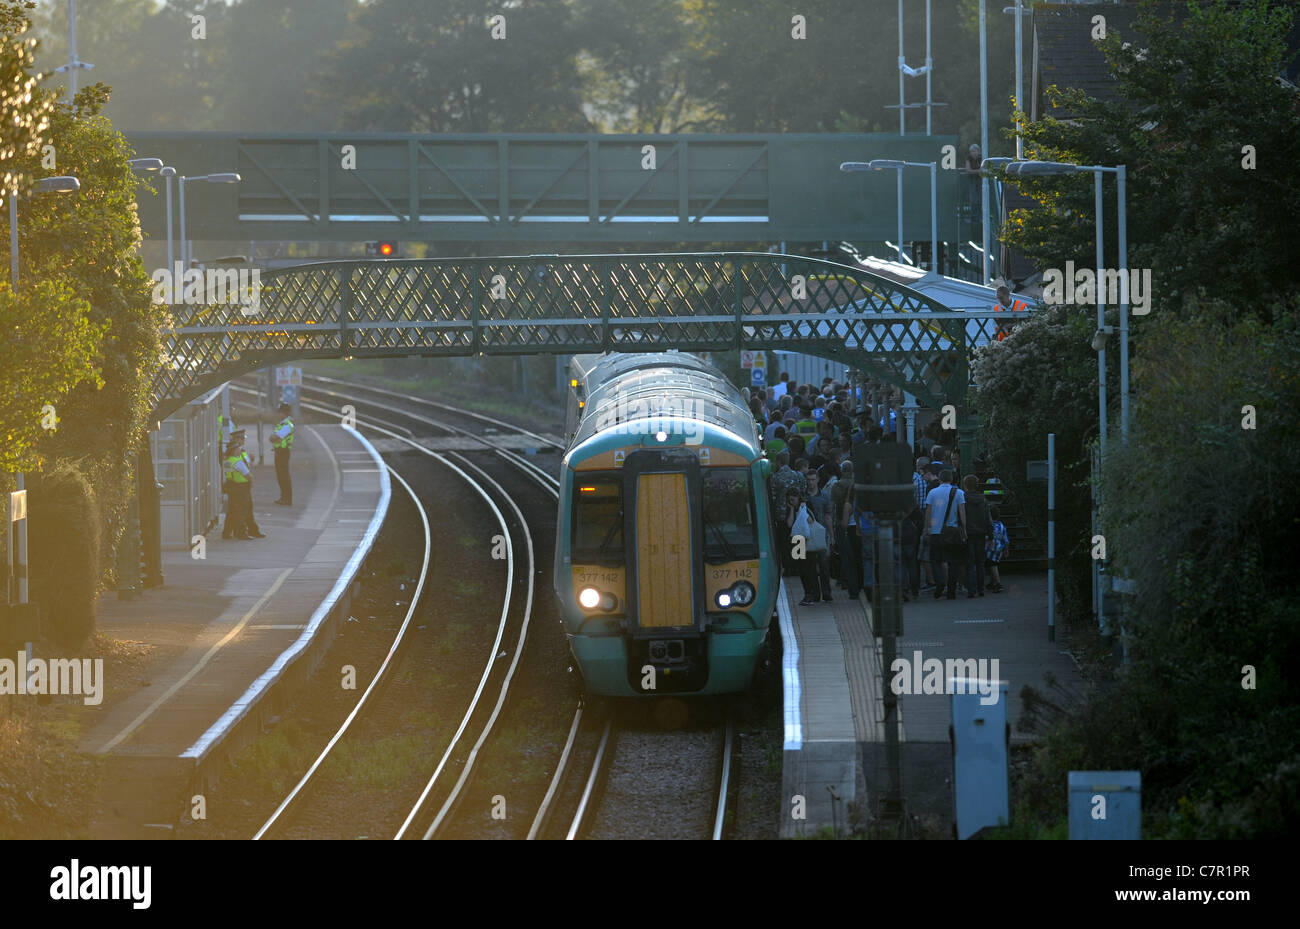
[702,468,759,562]
[572,475,623,564]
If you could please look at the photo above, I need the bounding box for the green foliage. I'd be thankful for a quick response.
[319,0,591,132]
[29,0,1020,148]
[14,84,165,582]
[970,303,1116,619]
[1101,309,1300,624]
[1009,304,1300,838]
[1004,0,1300,319]
[573,0,701,132]
[1,5,163,592]
[0,280,103,474]
[27,462,101,648]
[0,0,54,199]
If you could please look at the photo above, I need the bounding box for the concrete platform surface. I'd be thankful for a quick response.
[77,424,390,838]
[780,571,1086,838]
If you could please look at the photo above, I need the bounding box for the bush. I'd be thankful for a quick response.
[1010,305,1300,837]
[27,463,101,649]
[970,303,1118,623]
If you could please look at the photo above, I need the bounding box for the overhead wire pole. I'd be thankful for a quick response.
[898,0,906,135]
[1014,0,1024,159]
[54,0,94,104]
[1094,170,1107,457]
[925,0,933,135]
[896,169,904,263]
[977,0,987,283]
[1117,165,1130,439]
[1093,167,1107,636]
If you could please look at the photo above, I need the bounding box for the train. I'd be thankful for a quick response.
[553,351,779,697]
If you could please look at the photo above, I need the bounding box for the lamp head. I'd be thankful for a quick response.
[37,176,80,193]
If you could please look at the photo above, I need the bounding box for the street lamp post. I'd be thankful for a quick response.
[840,160,938,273]
[128,159,176,281]
[979,0,990,284]
[1116,165,1129,439]
[161,168,176,280]
[1006,159,1130,448]
[1008,158,1131,637]
[178,173,241,270]
[1003,2,1029,159]
[6,175,80,608]
[53,0,94,104]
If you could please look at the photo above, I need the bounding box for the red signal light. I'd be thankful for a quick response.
[379,242,394,256]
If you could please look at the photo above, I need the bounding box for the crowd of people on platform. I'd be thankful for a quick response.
[744,372,1010,609]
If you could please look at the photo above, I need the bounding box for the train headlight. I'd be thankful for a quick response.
[730,581,755,606]
[578,587,618,611]
[715,591,733,609]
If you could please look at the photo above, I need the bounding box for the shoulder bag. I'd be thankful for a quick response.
[939,485,965,546]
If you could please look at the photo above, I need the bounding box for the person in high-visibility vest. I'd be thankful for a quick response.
[222,436,262,540]
[271,402,295,506]
[232,429,264,538]
[218,412,233,447]
[994,283,1028,341]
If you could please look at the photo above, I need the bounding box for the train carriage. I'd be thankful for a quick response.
[555,352,779,697]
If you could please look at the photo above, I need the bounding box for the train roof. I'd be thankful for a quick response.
[568,352,758,452]
[569,351,715,391]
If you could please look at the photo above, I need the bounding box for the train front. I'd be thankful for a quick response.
[554,390,777,697]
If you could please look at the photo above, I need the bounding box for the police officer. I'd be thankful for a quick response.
[223,430,265,539]
[271,402,295,506]
[222,438,252,540]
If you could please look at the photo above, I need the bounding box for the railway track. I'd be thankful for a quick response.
[234,383,546,839]
[239,374,743,840]
[531,707,737,841]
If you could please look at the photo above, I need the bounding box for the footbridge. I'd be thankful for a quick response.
[154,252,1017,424]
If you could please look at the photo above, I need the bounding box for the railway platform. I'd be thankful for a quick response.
[778,572,1086,838]
[77,424,390,838]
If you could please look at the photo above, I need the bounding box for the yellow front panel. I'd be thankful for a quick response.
[636,473,693,628]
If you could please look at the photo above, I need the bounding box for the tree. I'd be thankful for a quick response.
[318,0,591,132]
[0,280,103,474]
[573,0,703,133]
[3,2,165,592]
[1,0,54,199]
[1014,303,1300,838]
[1002,0,1300,321]
[13,84,166,574]
[33,0,225,130]
[969,302,1116,619]
[207,0,354,132]
[0,2,104,477]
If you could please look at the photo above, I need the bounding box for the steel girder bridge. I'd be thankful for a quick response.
[153,253,1012,426]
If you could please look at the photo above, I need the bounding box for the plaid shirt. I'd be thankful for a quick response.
[913,471,928,511]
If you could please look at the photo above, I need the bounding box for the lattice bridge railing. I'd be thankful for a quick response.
[153,253,1022,421]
